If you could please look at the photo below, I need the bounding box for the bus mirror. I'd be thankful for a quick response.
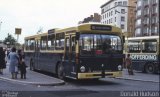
[76,32,80,40]
[123,36,125,43]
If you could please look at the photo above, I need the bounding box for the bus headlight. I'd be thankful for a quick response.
[80,66,86,72]
[118,65,122,71]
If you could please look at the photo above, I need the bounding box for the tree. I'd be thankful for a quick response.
[3,33,17,45]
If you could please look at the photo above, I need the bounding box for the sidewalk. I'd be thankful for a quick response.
[116,69,159,83]
[0,65,65,86]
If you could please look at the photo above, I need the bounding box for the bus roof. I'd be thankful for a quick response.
[25,32,47,40]
[25,23,122,40]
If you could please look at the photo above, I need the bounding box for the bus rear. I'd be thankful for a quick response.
[125,36,159,74]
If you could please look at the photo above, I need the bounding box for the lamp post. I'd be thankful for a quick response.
[0,21,2,32]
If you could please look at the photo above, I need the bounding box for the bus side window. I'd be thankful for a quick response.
[41,36,47,50]
[55,33,65,50]
[48,34,55,50]
[27,39,35,50]
[142,41,157,53]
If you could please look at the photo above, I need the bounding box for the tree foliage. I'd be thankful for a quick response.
[3,33,17,45]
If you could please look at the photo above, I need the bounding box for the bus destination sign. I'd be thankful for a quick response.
[91,25,112,31]
[48,29,55,35]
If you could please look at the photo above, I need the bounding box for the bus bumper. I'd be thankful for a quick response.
[77,71,122,79]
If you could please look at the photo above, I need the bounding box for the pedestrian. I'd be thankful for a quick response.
[8,47,19,79]
[125,54,134,75]
[0,47,6,74]
[17,49,23,73]
[19,57,27,79]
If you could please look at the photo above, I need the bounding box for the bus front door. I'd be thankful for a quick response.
[34,39,40,70]
[64,35,76,77]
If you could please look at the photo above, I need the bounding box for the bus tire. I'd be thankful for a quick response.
[57,63,65,80]
[145,63,155,74]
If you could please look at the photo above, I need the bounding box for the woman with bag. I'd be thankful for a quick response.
[0,47,6,74]
[8,47,19,79]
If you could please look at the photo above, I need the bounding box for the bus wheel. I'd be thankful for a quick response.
[145,63,155,74]
[57,63,65,80]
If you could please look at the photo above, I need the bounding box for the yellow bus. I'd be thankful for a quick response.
[124,36,159,73]
[24,23,124,80]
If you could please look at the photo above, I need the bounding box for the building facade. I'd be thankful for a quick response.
[100,0,137,37]
[135,0,159,37]
[78,13,101,24]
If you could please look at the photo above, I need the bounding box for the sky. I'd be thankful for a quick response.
[0,0,108,44]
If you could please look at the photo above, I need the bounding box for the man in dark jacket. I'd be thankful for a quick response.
[0,47,6,74]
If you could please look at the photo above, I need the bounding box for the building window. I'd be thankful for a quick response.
[115,17,116,22]
[144,8,149,15]
[143,27,149,36]
[121,9,125,14]
[144,17,149,24]
[151,6,158,13]
[102,9,104,13]
[137,10,141,16]
[135,28,141,36]
[136,19,141,26]
[111,11,113,16]
[121,16,125,21]
[151,26,158,34]
[118,1,122,5]
[144,0,149,6]
[115,2,117,6]
[123,1,127,6]
[121,24,124,29]
[152,0,157,4]
[137,0,142,7]
[111,18,112,23]
[151,16,157,24]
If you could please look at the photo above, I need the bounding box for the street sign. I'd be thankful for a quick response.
[15,28,21,35]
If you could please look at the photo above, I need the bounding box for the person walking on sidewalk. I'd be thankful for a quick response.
[125,54,134,75]
[0,47,6,74]
[8,47,19,79]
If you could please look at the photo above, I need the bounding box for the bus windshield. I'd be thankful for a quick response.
[79,34,122,55]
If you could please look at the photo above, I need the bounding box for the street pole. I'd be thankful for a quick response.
[0,21,2,33]
[17,34,19,43]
